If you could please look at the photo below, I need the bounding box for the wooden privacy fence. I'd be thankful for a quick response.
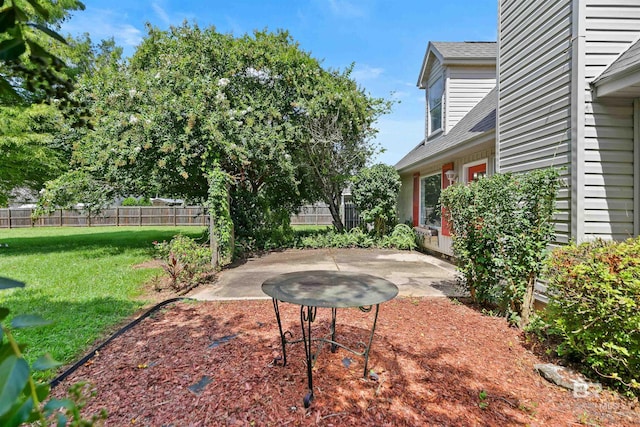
[0,207,209,228]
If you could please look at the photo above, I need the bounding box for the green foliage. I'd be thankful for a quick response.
[0,0,86,104]
[53,23,388,261]
[206,166,234,267]
[440,168,560,327]
[153,234,213,292]
[544,238,640,396]
[0,277,106,426]
[34,169,115,223]
[351,164,401,237]
[379,224,418,250]
[121,196,151,206]
[294,224,416,250]
[0,103,66,206]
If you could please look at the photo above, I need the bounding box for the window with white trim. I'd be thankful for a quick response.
[420,173,441,227]
[428,76,443,134]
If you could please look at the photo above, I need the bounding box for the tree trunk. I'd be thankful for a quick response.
[326,197,344,232]
[520,274,536,328]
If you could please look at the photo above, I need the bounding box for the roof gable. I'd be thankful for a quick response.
[417,41,497,88]
[395,88,497,171]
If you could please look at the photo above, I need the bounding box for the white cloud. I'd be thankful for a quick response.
[327,0,366,18]
[351,64,384,82]
[152,2,171,26]
[62,9,143,50]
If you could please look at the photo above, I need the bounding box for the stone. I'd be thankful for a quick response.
[534,363,602,397]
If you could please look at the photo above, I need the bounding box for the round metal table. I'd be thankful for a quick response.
[262,270,399,407]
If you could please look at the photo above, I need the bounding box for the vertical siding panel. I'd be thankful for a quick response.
[584,1,640,240]
[498,0,573,244]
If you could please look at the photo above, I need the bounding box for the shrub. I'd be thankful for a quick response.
[153,235,212,292]
[440,168,560,327]
[351,164,401,237]
[544,238,640,396]
[380,224,418,250]
[121,196,152,206]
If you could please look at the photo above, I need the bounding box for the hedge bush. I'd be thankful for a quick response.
[440,168,559,327]
[545,238,640,396]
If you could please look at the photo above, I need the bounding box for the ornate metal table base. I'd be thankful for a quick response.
[262,270,398,408]
[271,298,381,408]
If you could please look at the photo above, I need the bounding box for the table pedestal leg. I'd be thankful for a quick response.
[330,307,337,352]
[301,305,316,408]
[271,299,288,366]
[361,304,380,378]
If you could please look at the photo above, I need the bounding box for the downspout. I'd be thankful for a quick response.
[570,0,586,243]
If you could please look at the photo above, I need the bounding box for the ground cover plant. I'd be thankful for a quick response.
[0,226,205,379]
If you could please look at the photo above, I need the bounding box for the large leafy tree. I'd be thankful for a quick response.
[0,0,85,103]
[53,23,388,256]
[0,0,86,206]
[300,67,390,231]
[0,103,64,205]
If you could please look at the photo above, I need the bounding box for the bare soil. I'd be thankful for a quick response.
[52,297,639,426]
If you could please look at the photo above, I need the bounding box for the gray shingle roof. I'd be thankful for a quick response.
[594,38,640,83]
[395,87,497,171]
[431,41,496,61]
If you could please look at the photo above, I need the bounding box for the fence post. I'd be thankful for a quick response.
[139,207,142,226]
[116,207,119,226]
[8,208,11,229]
[173,207,177,226]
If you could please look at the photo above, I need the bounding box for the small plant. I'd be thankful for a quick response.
[379,224,417,250]
[0,277,107,426]
[153,235,213,292]
[478,390,489,409]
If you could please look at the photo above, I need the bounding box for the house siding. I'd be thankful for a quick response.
[399,147,495,256]
[584,0,640,240]
[498,0,573,243]
[447,67,496,132]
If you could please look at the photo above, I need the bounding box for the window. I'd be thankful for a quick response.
[420,174,441,227]
[428,76,443,134]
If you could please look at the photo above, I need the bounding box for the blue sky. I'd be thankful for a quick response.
[61,0,497,166]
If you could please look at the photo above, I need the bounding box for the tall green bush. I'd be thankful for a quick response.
[351,164,401,237]
[544,238,640,396]
[440,168,559,327]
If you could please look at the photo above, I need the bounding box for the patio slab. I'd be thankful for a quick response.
[189,248,462,301]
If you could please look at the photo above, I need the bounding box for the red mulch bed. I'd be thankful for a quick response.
[52,298,639,426]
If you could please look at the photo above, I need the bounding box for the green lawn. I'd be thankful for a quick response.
[0,226,206,378]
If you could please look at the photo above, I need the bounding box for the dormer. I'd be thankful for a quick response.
[418,41,496,140]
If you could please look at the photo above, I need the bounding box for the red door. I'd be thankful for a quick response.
[412,173,420,227]
[468,163,487,182]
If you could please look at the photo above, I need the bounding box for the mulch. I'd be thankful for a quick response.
[52,298,640,426]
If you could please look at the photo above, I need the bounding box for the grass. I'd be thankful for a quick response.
[0,226,207,379]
